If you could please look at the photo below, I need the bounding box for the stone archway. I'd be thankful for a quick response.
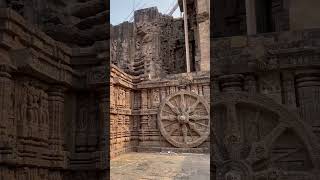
[213,91,320,179]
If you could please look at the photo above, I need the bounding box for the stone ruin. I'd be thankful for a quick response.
[212,0,320,179]
[110,0,210,158]
[0,0,108,179]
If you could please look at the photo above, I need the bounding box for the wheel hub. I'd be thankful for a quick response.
[177,114,189,124]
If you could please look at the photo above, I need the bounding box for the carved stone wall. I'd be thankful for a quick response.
[212,29,320,179]
[110,65,210,157]
[110,7,187,79]
[110,65,136,158]
[0,3,108,180]
[135,72,210,152]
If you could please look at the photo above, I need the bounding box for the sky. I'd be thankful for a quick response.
[110,0,181,25]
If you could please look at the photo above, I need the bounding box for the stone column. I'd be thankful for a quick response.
[48,85,65,161]
[296,70,320,128]
[245,0,257,35]
[0,65,11,133]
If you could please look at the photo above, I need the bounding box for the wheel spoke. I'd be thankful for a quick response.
[188,122,203,137]
[189,115,209,121]
[187,98,200,114]
[187,124,193,140]
[180,94,186,112]
[270,147,303,162]
[182,124,188,143]
[166,101,180,114]
[161,115,177,121]
[162,109,176,115]
[168,125,179,135]
[194,122,209,127]
[261,123,287,146]
[173,97,180,110]
[253,110,261,140]
[164,122,177,129]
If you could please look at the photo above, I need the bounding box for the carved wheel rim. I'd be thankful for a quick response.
[158,90,210,148]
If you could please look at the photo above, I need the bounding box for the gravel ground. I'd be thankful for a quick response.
[110,152,210,180]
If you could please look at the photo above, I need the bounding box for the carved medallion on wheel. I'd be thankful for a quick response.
[158,91,210,148]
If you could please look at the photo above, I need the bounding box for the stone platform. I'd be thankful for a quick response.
[110,152,210,180]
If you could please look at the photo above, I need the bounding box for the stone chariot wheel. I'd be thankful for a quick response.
[158,90,210,148]
[213,91,319,179]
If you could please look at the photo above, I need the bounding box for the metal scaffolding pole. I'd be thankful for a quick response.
[182,0,191,73]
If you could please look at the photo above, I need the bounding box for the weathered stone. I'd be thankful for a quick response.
[0,1,108,179]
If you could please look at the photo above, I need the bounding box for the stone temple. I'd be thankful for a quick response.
[0,0,108,179]
[212,0,320,179]
[110,0,210,158]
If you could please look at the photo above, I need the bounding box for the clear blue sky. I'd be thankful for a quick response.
[111,0,181,25]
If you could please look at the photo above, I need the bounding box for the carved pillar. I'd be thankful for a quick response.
[48,85,65,155]
[0,65,14,156]
[140,115,149,130]
[218,74,244,160]
[296,70,320,129]
[282,71,297,110]
[97,87,108,151]
[141,89,148,109]
[96,87,108,170]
